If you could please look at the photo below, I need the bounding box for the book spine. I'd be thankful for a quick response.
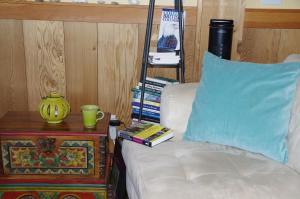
[146,76,174,85]
[144,80,166,87]
[138,82,164,91]
[132,106,160,114]
[132,87,161,97]
[132,98,160,107]
[143,130,170,147]
[132,102,160,111]
[132,90,161,103]
[118,131,133,141]
[154,76,179,84]
[118,130,150,147]
[132,137,144,144]
[132,118,159,125]
[132,109,160,119]
[137,86,162,95]
[131,113,160,123]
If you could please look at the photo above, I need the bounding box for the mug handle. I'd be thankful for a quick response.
[96,111,104,121]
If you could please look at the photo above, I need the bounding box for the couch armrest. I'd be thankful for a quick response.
[160,83,198,140]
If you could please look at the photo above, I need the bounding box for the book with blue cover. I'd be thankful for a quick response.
[132,102,160,111]
[132,88,161,103]
[132,108,160,119]
[157,9,184,52]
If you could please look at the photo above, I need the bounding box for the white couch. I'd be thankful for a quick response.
[122,55,300,199]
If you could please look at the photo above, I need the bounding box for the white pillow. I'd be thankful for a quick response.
[285,54,300,172]
[160,83,198,141]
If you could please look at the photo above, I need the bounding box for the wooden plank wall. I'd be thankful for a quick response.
[241,28,300,63]
[194,0,246,81]
[0,4,300,123]
[0,20,27,118]
[0,1,245,123]
[241,9,300,63]
[1,2,299,124]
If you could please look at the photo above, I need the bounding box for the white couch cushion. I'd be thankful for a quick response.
[123,140,300,199]
[123,55,300,199]
[285,54,300,173]
[160,83,198,140]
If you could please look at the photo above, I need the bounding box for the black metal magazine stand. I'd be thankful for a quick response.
[138,0,185,121]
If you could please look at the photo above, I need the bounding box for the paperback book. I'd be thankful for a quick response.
[148,52,180,65]
[132,98,160,107]
[132,88,161,102]
[132,87,161,96]
[131,113,160,123]
[146,76,179,85]
[136,86,162,95]
[157,8,184,52]
[132,108,160,119]
[132,102,160,111]
[137,82,164,91]
[118,122,173,147]
[132,76,178,124]
[132,106,160,114]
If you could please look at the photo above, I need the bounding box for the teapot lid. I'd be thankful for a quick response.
[48,92,61,98]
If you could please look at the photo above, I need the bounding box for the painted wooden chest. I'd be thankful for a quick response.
[0,111,112,199]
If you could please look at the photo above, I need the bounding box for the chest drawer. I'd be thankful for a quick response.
[0,135,107,182]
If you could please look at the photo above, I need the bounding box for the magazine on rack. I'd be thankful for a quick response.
[157,8,185,52]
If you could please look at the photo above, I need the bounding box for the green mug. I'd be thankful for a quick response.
[81,105,104,128]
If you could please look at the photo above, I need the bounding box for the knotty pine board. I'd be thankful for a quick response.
[97,23,139,124]
[23,20,66,111]
[64,22,98,112]
[0,20,11,117]
[194,0,246,81]
[277,29,300,62]
[0,20,27,117]
[241,28,281,63]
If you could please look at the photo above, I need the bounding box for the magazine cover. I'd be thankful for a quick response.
[157,8,184,52]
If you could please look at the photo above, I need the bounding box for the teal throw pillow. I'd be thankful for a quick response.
[184,52,300,163]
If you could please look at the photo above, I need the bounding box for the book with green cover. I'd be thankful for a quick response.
[118,122,173,147]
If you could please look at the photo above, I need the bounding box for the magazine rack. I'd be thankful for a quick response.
[138,0,185,121]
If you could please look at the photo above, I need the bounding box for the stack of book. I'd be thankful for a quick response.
[148,52,180,65]
[118,121,174,147]
[131,76,179,124]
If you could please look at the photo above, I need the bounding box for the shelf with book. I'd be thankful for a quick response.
[138,0,185,121]
[131,76,178,124]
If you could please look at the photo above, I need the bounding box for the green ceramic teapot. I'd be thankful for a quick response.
[39,92,70,124]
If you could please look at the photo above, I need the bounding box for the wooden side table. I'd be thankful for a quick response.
[0,111,112,199]
[109,138,128,199]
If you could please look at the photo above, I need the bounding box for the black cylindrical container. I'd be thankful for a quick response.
[208,19,234,60]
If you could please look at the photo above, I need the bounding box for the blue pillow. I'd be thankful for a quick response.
[184,52,300,163]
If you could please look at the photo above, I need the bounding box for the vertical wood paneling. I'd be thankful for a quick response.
[0,20,11,117]
[241,28,300,63]
[231,0,246,61]
[0,19,27,118]
[23,20,66,111]
[241,28,281,63]
[183,25,196,83]
[277,29,300,62]
[193,0,203,82]
[64,22,98,112]
[194,0,245,81]
[97,23,139,124]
